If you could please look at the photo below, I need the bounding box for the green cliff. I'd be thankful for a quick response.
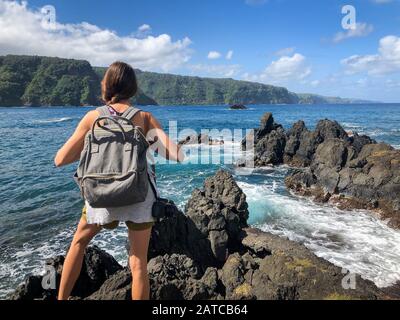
[0,55,372,107]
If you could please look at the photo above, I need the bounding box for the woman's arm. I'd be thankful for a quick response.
[54,111,96,167]
[145,113,185,163]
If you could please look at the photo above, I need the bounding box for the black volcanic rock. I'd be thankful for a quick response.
[246,116,350,168]
[8,246,122,300]
[239,228,381,300]
[8,170,398,300]
[242,113,294,166]
[284,120,306,158]
[349,132,377,156]
[240,112,399,228]
[86,269,132,300]
[185,170,249,264]
[314,119,349,143]
[148,254,220,300]
[147,170,249,268]
[285,140,400,228]
[230,104,248,110]
[260,112,274,131]
[284,121,315,167]
[178,134,224,146]
[284,119,348,167]
[254,127,287,166]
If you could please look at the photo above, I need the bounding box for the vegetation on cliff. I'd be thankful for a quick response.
[0,55,372,107]
[0,55,99,106]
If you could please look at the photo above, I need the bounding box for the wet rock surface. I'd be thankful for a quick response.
[242,113,400,228]
[239,228,380,300]
[8,246,122,300]
[8,170,397,300]
[178,134,224,146]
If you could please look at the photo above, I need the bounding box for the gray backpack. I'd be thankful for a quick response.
[74,106,149,208]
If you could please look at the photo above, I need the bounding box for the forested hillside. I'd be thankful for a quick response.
[0,55,99,106]
[94,67,296,105]
[0,55,155,107]
[0,55,371,107]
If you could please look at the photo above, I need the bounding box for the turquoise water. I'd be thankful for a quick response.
[1,104,400,297]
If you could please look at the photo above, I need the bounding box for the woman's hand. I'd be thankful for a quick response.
[54,111,96,167]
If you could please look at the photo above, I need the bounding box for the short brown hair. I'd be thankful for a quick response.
[101,61,138,104]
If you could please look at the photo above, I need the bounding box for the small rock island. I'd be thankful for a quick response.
[229,104,248,110]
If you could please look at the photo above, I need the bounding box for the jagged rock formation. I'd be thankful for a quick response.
[7,246,122,300]
[178,134,224,146]
[9,170,395,300]
[242,113,400,228]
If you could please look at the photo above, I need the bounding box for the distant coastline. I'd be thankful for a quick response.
[0,54,379,108]
[2,103,399,109]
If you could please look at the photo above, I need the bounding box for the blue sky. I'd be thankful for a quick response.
[1,0,400,101]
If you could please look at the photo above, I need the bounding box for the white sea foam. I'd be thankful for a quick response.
[35,117,74,124]
[2,169,400,297]
[342,122,363,130]
[0,224,131,298]
[238,181,400,288]
[359,129,384,137]
[0,227,73,297]
[180,142,244,164]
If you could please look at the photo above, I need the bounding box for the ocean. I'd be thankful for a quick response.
[0,103,400,297]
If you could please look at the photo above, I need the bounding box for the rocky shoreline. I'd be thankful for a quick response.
[178,134,224,146]
[8,170,399,300]
[241,113,400,229]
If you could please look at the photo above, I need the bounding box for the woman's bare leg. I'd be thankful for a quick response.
[58,218,101,300]
[128,227,152,300]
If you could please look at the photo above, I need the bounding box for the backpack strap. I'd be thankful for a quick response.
[96,106,111,117]
[121,107,141,121]
[96,106,112,125]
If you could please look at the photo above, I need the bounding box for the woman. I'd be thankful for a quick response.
[54,61,184,300]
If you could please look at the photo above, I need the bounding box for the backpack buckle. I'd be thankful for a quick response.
[125,143,132,152]
[91,144,99,154]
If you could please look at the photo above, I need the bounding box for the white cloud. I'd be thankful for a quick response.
[138,24,151,33]
[242,53,311,86]
[275,47,295,56]
[263,53,311,82]
[333,22,374,43]
[188,64,241,78]
[0,0,192,71]
[265,54,311,80]
[341,35,400,75]
[226,50,234,60]
[207,51,222,59]
[135,24,152,38]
